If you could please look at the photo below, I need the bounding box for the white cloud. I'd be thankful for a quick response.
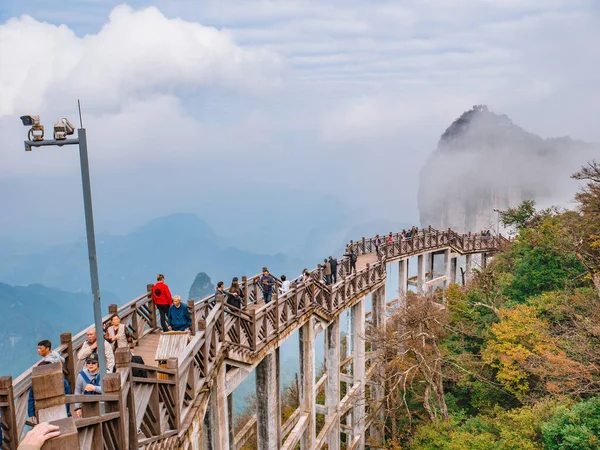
[0,5,281,117]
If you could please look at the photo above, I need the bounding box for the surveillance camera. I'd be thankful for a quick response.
[53,118,76,140]
[20,115,40,126]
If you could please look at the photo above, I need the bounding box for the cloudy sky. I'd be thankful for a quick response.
[1,1,599,246]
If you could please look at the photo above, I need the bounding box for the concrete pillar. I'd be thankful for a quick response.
[450,257,457,285]
[212,363,229,450]
[256,349,281,450]
[465,254,473,284]
[398,259,408,309]
[227,394,234,449]
[417,254,426,293]
[299,317,316,450]
[371,285,386,332]
[352,298,366,449]
[443,249,450,288]
[347,308,354,356]
[370,286,385,445]
[428,252,435,280]
[325,317,341,450]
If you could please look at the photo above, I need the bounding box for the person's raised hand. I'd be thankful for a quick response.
[85,384,96,392]
[75,409,82,419]
[20,422,60,446]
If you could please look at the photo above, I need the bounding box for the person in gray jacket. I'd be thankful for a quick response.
[36,340,64,364]
[74,354,103,418]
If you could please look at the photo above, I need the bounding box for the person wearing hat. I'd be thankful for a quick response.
[74,354,103,418]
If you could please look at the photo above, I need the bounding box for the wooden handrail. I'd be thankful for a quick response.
[4,226,505,449]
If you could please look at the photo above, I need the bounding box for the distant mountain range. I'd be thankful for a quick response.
[0,213,302,303]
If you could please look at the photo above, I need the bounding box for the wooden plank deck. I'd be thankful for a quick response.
[133,332,161,367]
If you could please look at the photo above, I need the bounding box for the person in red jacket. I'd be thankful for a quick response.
[152,274,173,332]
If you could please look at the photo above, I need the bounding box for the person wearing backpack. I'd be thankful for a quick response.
[344,249,357,274]
[74,353,103,418]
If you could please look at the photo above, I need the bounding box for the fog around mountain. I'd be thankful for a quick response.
[418,106,598,232]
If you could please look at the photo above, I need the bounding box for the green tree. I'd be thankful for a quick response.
[542,397,600,450]
[499,200,537,233]
[499,215,586,304]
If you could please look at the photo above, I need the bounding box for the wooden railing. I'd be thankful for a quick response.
[2,226,504,449]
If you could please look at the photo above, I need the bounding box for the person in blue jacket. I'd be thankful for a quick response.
[168,295,192,331]
[27,361,71,424]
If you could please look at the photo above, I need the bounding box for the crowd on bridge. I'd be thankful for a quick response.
[15,225,503,448]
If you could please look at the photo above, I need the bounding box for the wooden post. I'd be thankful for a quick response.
[32,363,68,423]
[41,417,79,450]
[114,347,130,369]
[147,283,157,329]
[187,299,197,336]
[361,237,366,254]
[273,290,280,336]
[103,373,127,450]
[60,332,76,392]
[0,376,18,450]
[216,294,226,342]
[167,358,181,430]
[114,349,138,450]
[242,276,249,308]
[108,303,118,316]
[251,308,258,351]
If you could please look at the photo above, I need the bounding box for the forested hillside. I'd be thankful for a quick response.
[371,161,600,449]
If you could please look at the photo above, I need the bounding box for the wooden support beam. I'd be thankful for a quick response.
[315,404,327,415]
[280,413,308,450]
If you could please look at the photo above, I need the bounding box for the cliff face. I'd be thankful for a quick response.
[418,105,593,232]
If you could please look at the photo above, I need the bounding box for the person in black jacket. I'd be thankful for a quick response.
[328,256,338,284]
[129,344,147,378]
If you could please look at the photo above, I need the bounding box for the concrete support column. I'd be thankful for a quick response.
[352,298,366,449]
[371,285,386,332]
[325,317,341,450]
[443,249,450,288]
[465,254,473,284]
[398,259,408,309]
[228,394,234,449]
[256,349,281,450]
[417,254,426,293]
[213,363,230,450]
[299,317,316,450]
[370,286,386,445]
[428,252,435,280]
[450,258,457,285]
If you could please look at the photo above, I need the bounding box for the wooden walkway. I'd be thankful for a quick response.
[133,332,160,367]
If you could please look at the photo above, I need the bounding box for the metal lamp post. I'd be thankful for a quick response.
[23,126,107,376]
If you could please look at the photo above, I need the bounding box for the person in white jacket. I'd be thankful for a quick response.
[77,328,115,372]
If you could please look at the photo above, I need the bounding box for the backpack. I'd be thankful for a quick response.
[80,371,101,395]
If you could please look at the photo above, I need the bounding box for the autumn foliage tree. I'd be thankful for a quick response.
[571,160,600,294]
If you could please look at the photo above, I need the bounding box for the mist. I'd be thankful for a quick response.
[418,106,599,232]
